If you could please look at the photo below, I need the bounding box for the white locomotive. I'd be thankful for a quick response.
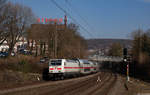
[43,59,99,80]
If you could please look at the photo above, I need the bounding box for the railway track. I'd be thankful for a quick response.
[0,72,118,95]
[42,72,107,95]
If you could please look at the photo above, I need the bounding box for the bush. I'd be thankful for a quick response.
[0,55,47,74]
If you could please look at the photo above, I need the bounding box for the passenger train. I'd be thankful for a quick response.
[42,59,99,80]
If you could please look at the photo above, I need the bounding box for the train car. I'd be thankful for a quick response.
[43,59,99,80]
[78,59,92,75]
[89,61,97,73]
[48,59,80,79]
[94,62,99,72]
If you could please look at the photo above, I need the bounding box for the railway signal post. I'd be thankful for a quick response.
[123,48,130,82]
[127,62,129,81]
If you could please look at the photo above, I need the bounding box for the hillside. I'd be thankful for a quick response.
[86,39,132,50]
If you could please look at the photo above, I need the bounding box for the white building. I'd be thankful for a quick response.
[0,37,28,52]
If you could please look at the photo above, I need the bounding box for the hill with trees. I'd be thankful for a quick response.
[86,39,132,50]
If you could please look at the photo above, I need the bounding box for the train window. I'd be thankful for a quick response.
[51,60,62,65]
[93,62,96,65]
[83,60,90,64]
[66,59,76,63]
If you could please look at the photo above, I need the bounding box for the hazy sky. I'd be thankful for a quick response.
[11,0,150,39]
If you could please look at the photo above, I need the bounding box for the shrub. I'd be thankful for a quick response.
[0,55,46,74]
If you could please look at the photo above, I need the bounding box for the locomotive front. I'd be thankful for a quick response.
[49,59,65,79]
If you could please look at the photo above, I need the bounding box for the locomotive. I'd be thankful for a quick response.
[42,59,99,80]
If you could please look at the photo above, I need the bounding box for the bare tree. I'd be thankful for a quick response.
[2,2,36,55]
[108,43,123,57]
[131,29,150,64]
[0,0,9,45]
[27,23,87,58]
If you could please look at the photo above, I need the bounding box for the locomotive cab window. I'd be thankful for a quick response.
[50,60,62,65]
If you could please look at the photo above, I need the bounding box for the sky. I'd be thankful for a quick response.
[10,0,150,39]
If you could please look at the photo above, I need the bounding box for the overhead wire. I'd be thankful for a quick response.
[50,0,94,38]
[65,0,97,36]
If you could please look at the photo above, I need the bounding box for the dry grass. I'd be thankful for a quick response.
[0,55,47,73]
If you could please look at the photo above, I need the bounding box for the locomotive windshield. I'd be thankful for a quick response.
[50,60,62,65]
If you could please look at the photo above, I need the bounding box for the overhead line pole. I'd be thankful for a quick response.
[54,22,57,58]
